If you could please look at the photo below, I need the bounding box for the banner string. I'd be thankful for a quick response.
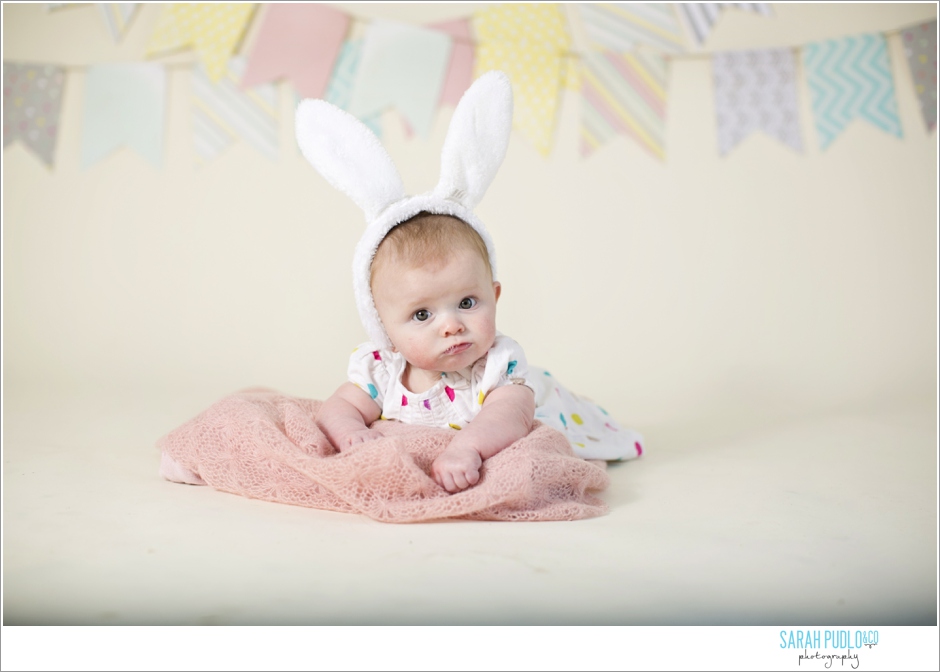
[12,14,929,72]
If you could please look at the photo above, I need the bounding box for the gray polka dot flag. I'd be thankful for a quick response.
[3,62,67,167]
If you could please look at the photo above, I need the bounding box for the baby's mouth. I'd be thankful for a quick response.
[443,342,472,356]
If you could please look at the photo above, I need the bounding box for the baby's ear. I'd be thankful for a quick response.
[493,281,502,302]
[433,71,513,210]
[296,99,406,221]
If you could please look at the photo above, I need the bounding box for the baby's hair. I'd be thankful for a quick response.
[370,212,492,283]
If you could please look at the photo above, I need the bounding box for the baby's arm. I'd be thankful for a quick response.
[317,382,383,450]
[431,384,535,493]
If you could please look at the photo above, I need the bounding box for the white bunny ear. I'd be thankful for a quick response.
[433,70,513,210]
[295,99,405,222]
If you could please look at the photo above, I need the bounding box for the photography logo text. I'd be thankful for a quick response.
[779,629,879,668]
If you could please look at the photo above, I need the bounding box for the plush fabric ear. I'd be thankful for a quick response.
[295,99,406,222]
[433,70,513,210]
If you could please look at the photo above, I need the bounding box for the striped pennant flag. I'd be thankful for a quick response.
[97,3,140,43]
[580,49,668,160]
[676,3,772,47]
[803,33,902,150]
[577,3,686,54]
[900,19,937,132]
[191,56,279,167]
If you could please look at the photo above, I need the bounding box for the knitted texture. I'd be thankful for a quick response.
[156,388,610,523]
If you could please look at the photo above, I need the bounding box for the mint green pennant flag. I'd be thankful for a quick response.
[81,63,166,168]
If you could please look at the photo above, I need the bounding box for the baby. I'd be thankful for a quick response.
[296,70,643,494]
[317,212,535,493]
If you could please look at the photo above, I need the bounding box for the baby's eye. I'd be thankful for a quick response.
[459,297,477,310]
[413,309,430,322]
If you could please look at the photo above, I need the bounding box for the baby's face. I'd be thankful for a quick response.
[372,247,501,374]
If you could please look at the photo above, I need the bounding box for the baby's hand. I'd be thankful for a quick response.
[340,427,384,449]
[431,444,483,493]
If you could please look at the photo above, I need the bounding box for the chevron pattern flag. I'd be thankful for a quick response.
[580,48,668,160]
[677,3,772,47]
[712,48,803,154]
[191,56,279,166]
[803,33,902,150]
[577,3,686,54]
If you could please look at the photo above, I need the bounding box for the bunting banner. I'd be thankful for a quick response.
[580,49,668,160]
[240,4,348,99]
[146,3,255,82]
[429,18,475,108]
[676,3,772,47]
[712,48,803,155]
[900,19,937,132]
[6,5,938,168]
[192,56,278,167]
[80,62,166,168]
[578,3,686,54]
[347,20,451,139]
[803,33,902,150]
[311,39,383,140]
[98,3,139,43]
[3,62,67,167]
[473,4,571,157]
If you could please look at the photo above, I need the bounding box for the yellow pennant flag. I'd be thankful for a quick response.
[473,4,571,157]
[146,4,256,82]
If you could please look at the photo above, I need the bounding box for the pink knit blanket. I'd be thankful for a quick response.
[156,388,610,523]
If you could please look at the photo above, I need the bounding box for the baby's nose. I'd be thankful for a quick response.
[441,314,465,336]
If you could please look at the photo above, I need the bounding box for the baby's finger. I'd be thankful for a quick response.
[466,468,480,486]
[452,471,469,491]
[440,471,457,493]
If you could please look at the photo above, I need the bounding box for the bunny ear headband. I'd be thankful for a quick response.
[295,70,514,349]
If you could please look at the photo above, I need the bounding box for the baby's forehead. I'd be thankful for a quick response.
[377,244,488,275]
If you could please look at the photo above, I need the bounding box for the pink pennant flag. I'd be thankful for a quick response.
[241,4,349,98]
[428,18,475,107]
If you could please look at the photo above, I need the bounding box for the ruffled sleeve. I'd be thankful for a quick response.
[471,334,534,408]
[346,342,394,409]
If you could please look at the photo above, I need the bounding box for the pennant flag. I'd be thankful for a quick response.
[712,48,802,155]
[241,4,349,99]
[901,19,937,132]
[803,33,902,150]
[80,63,166,167]
[3,62,67,167]
[580,49,668,160]
[473,4,571,157]
[347,20,451,139]
[146,3,255,82]
[578,3,686,54]
[676,3,772,47]
[192,56,278,166]
[428,18,475,107]
[302,39,384,139]
[98,3,140,43]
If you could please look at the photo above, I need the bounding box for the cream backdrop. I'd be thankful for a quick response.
[3,2,937,434]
